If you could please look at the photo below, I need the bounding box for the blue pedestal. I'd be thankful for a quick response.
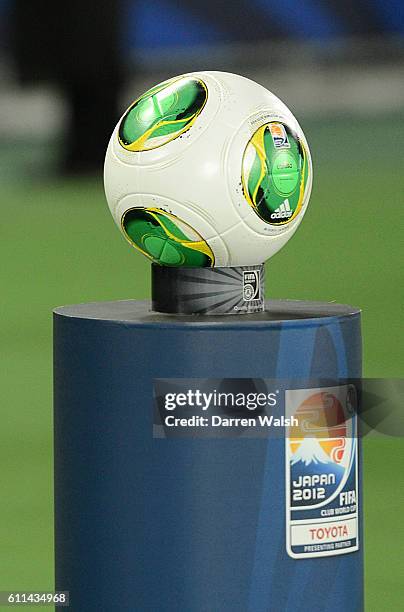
[54,300,363,612]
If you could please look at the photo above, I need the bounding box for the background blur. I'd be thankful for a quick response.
[1,1,403,610]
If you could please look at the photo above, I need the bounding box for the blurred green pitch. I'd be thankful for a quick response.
[0,115,403,611]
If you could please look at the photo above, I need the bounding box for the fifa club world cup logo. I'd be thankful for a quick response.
[285,387,359,558]
[288,392,350,485]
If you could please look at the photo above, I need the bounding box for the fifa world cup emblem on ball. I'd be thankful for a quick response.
[242,122,309,225]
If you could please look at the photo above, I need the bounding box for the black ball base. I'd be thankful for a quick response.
[151,263,265,315]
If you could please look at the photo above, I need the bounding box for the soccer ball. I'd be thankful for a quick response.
[104,71,312,267]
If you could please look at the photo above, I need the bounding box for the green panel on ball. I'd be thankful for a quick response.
[242,122,309,225]
[119,77,208,152]
[121,208,214,267]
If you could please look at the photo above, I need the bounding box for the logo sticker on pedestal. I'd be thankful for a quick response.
[242,270,260,302]
[285,385,359,559]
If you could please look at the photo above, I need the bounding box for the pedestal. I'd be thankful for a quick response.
[54,300,363,611]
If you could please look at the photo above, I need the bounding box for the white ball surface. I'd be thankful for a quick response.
[104,70,312,268]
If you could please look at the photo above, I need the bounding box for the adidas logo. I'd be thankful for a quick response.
[271,200,293,220]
